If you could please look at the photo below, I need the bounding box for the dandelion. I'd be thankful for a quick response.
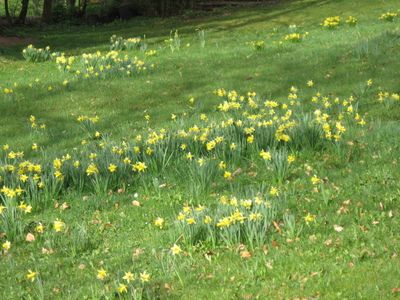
[170,244,182,256]
[97,268,107,280]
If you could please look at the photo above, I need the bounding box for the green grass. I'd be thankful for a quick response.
[1,0,400,299]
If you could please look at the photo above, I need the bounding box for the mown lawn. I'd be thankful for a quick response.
[1,0,400,299]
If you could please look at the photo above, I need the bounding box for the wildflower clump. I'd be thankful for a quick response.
[22,45,57,62]
[249,40,265,50]
[379,12,397,22]
[173,193,282,247]
[165,30,181,52]
[110,35,143,51]
[284,33,305,43]
[346,16,358,26]
[321,16,341,29]
[56,50,147,79]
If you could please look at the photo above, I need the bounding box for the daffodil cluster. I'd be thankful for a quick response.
[56,50,148,79]
[284,33,306,42]
[173,193,282,247]
[110,35,144,51]
[22,44,59,62]
[249,40,265,50]
[346,16,358,26]
[379,12,398,22]
[321,16,341,29]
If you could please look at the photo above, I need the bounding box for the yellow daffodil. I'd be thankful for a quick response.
[170,244,182,255]
[97,268,107,280]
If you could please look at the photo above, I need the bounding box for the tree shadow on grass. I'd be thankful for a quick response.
[1,0,337,61]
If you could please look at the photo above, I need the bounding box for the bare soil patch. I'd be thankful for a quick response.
[0,36,37,47]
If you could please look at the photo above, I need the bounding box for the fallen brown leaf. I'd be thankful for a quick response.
[240,250,252,259]
[26,233,35,242]
[333,224,344,232]
[273,221,282,233]
[60,202,69,210]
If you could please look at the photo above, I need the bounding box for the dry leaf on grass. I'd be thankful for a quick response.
[240,250,252,259]
[334,224,344,232]
[132,200,141,207]
[26,233,35,242]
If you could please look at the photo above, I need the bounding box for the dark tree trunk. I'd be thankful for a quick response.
[67,0,76,17]
[42,0,53,23]
[18,0,30,24]
[80,0,88,18]
[4,0,12,24]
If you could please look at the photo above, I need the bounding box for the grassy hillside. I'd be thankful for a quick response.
[1,0,400,299]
